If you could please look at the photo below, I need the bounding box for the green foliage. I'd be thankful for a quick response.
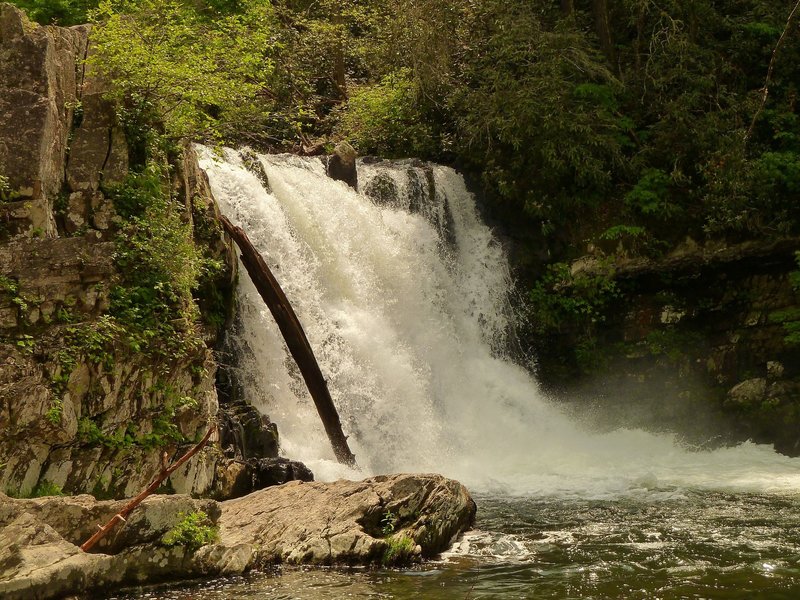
[89,0,277,144]
[77,417,136,449]
[338,69,436,158]
[45,399,63,425]
[105,163,216,359]
[644,329,703,363]
[382,534,416,565]
[0,174,19,202]
[161,510,218,551]
[31,480,65,497]
[5,0,99,25]
[769,252,800,345]
[624,169,682,220]
[528,262,621,336]
[451,0,624,225]
[380,510,398,536]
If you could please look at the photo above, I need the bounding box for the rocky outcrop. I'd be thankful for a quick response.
[327,141,358,190]
[536,238,800,453]
[0,4,88,239]
[207,473,476,567]
[0,4,290,499]
[0,474,476,599]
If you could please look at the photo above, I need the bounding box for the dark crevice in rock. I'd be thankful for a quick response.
[99,124,115,184]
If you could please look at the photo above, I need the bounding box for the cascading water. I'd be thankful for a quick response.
[198,147,800,499]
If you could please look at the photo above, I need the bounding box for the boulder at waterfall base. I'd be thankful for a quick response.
[0,473,476,599]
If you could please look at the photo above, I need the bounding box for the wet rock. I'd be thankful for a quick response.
[327,141,358,190]
[219,401,279,460]
[251,457,313,487]
[209,473,476,566]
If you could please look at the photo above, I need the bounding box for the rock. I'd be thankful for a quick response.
[0,4,88,238]
[210,473,476,566]
[251,457,314,488]
[327,141,358,190]
[0,474,475,598]
[767,361,784,380]
[218,400,279,460]
[727,378,767,407]
[0,492,219,554]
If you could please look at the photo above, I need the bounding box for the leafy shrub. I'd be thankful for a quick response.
[6,0,99,25]
[105,164,218,358]
[624,169,682,219]
[32,480,65,497]
[528,262,620,336]
[162,510,218,551]
[769,252,800,345]
[89,0,277,143]
[337,69,436,158]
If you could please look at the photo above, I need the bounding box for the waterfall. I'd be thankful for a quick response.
[198,147,800,499]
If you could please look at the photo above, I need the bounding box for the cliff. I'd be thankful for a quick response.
[529,237,800,454]
[0,4,291,498]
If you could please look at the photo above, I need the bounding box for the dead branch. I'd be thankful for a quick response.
[220,215,357,467]
[80,424,217,553]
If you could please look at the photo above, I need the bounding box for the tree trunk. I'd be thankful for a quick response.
[332,11,347,98]
[560,0,574,17]
[220,216,357,467]
[592,0,616,65]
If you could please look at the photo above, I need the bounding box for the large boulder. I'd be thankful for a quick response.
[327,141,358,190]
[0,474,476,598]
[203,473,476,567]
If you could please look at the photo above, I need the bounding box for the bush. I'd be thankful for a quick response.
[6,0,99,25]
[161,510,218,551]
[337,69,437,158]
[89,0,277,144]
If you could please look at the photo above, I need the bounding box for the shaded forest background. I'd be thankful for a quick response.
[10,0,800,375]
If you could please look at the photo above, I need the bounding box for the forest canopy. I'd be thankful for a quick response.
[11,0,800,253]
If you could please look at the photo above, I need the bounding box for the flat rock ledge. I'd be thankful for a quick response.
[0,473,476,599]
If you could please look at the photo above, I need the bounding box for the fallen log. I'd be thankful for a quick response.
[220,215,357,467]
[80,424,217,552]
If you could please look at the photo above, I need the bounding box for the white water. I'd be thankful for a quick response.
[198,147,800,499]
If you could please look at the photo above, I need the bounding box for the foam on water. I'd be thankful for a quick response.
[198,146,800,499]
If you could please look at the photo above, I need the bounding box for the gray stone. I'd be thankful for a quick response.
[327,141,358,190]
[211,473,476,566]
[727,378,767,407]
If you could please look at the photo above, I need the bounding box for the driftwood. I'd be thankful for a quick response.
[220,215,357,467]
[80,424,217,553]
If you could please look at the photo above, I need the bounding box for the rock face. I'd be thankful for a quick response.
[0,4,293,499]
[0,4,88,238]
[327,141,358,190]
[0,474,476,599]
[536,238,800,453]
